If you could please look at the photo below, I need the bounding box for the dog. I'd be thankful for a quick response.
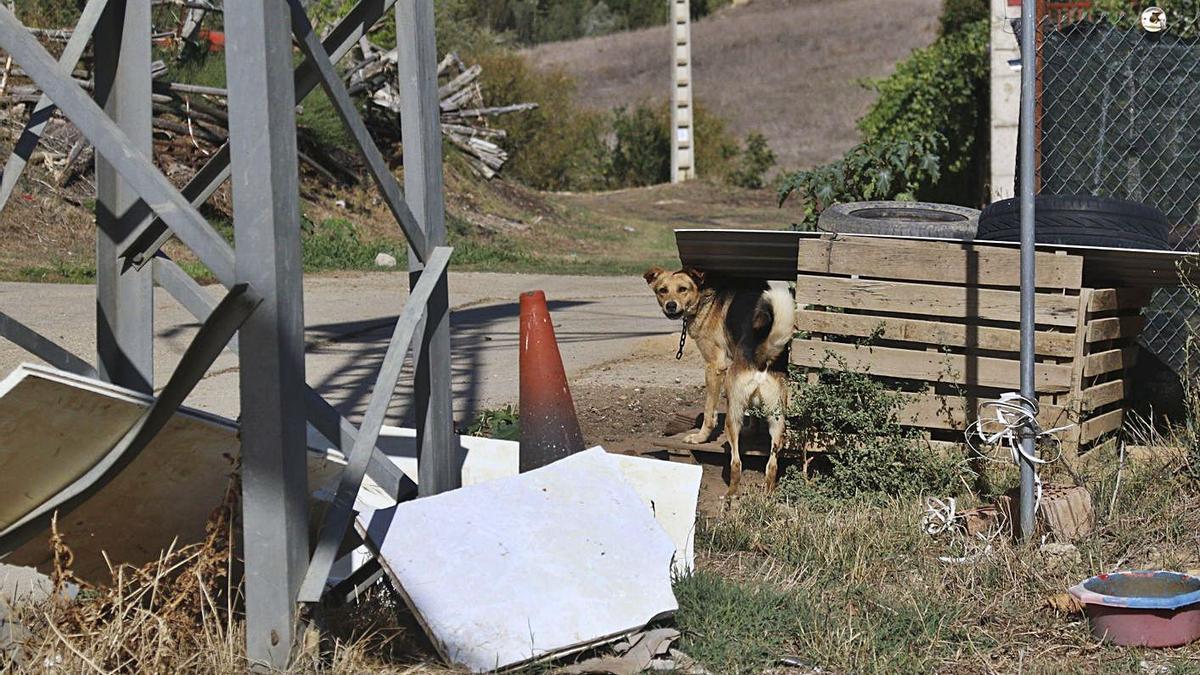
[643,267,794,495]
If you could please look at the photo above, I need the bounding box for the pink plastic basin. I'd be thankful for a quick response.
[1069,571,1200,647]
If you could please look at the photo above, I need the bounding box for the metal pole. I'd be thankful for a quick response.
[224,2,309,668]
[396,0,458,496]
[94,0,153,393]
[1018,0,1037,541]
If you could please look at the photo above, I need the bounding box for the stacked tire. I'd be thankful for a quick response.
[976,194,1169,250]
[816,201,979,240]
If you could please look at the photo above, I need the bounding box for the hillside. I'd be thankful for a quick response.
[525,0,942,171]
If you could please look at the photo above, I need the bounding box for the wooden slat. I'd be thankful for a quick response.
[798,237,1084,288]
[895,391,1070,431]
[1081,379,1126,411]
[1086,316,1145,343]
[795,276,1080,327]
[1083,347,1138,378]
[1088,288,1153,314]
[791,339,1074,393]
[1081,408,1124,443]
[796,309,1076,357]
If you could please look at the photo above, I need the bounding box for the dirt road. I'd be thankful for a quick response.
[0,272,704,434]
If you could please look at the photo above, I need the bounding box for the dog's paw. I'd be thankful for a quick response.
[682,430,710,444]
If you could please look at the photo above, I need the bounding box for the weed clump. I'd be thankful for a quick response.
[778,353,961,501]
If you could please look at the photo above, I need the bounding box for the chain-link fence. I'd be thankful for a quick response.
[1034,10,1200,374]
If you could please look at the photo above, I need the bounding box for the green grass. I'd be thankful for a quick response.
[13,259,95,283]
[671,442,1200,674]
[302,218,405,272]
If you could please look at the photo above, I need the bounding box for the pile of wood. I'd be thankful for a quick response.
[349,45,537,178]
[0,21,537,196]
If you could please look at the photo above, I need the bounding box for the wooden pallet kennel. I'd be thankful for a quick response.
[791,235,1151,457]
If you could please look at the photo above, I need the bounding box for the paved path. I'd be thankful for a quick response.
[0,271,680,427]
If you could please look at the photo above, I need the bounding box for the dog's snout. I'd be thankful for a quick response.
[665,300,678,313]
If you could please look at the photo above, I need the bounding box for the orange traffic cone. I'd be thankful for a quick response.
[518,290,585,472]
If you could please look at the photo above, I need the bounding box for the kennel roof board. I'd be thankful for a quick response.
[356,447,680,672]
[675,229,1200,288]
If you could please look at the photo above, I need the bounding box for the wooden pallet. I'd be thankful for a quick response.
[794,235,1149,457]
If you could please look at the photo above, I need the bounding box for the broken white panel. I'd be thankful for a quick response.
[0,364,343,581]
[311,427,702,576]
[358,447,678,672]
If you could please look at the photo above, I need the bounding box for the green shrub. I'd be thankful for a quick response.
[939,0,987,36]
[473,49,611,191]
[728,132,776,189]
[779,352,960,501]
[777,132,944,228]
[856,17,989,205]
[608,104,671,187]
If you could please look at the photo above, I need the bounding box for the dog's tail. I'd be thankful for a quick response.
[754,281,795,368]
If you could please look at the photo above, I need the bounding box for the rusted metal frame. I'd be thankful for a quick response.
[287,0,428,258]
[0,283,260,557]
[0,312,98,378]
[0,3,237,285]
[0,0,110,212]
[150,255,414,527]
[120,0,402,270]
[298,245,452,604]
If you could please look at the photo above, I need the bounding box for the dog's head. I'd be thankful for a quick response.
[643,267,705,321]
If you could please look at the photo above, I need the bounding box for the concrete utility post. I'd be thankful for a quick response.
[670,0,695,182]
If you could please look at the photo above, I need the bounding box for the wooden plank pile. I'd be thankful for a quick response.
[0,19,536,194]
[793,235,1149,459]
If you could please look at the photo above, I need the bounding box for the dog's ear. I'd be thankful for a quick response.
[642,267,665,285]
[684,268,706,286]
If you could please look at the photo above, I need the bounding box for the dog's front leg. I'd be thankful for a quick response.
[683,364,723,444]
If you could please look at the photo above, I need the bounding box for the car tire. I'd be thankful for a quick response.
[817,201,980,240]
[977,194,1169,250]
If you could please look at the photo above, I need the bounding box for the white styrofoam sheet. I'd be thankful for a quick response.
[359,448,679,672]
[0,364,344,580]
[310,427,702,575]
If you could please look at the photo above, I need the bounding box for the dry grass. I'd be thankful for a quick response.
[524,0,942,172]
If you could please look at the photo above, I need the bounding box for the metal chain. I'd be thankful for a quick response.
[675,319,689,360]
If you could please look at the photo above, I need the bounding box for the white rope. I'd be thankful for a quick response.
[920,496,959,535]
[963,392,1075,513]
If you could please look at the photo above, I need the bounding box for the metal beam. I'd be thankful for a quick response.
[299,246,451,603]
[0,3,236,285]
[0,283,260,557]
[95,0,154,394]
[396,0,457,497]
[287,0,427,257]
[224,2,310,667]
[121,0,400,270]
[0,0,109,212]
[150,255,414,501]
[0,312,97,378]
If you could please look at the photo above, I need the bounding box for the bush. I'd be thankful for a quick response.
[728,132,776,189]
[939,0,987,36]
[856,17,989,205]
[473,49,611,191]
[608,104,671,186]
[779,352,960,501]
[777,132,944,228]
[603,100,753,189]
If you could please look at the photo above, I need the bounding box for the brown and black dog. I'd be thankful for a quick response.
[644,267,793,495]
